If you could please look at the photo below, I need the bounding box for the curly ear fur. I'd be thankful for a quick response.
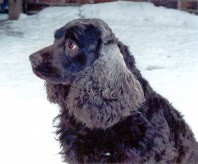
[66,43,145,129]
[98,20,116,44]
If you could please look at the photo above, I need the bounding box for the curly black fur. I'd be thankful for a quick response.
[29,18,198,163]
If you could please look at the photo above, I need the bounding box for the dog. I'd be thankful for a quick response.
[29,18,198,163]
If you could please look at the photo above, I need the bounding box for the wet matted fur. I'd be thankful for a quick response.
[29,18,198,163]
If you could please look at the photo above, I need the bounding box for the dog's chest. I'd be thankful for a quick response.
[61,117,145,163]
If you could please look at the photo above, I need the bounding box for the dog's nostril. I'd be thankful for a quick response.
[29,54,42,67]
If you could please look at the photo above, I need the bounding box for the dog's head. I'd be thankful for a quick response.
[29,18,145,129]
[29,19,115,85]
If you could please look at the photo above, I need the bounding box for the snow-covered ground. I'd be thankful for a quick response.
[0,1,198,164]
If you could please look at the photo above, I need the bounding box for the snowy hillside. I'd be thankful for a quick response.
[0,1,198,164]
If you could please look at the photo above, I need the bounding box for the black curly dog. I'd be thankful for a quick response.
[29,18,198,163]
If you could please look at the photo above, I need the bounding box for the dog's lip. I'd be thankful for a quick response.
[31,67,75,85]
[33,69,60,84]
[62,74,75,85]
[31,63,57,78]
[33,68,58,80]
[32,67,47,79]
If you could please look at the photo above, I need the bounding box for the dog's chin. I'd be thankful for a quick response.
[32,69,74,86]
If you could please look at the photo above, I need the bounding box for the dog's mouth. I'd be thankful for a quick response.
[33,67,55,80]
[32,64,58,82]
[31,64,74,85]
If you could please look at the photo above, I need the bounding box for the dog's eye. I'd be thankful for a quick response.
[66,40,78,50]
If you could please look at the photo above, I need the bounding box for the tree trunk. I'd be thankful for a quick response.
[9,0,22,20]
[178,0,192,10]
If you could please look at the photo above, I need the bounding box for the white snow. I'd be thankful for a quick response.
[0,1,198,164]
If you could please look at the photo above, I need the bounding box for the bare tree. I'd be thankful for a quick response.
[9,0,22,20]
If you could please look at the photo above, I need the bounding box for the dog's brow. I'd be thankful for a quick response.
[54,28,65,39]
[72,33,80,42]
[66,31,80,44]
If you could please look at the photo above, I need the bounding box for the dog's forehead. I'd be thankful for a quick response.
[66,20,90,27]
[54,19,112,40]
[64,18,111,34]
[54,20,94,39]
[65,19,105,28]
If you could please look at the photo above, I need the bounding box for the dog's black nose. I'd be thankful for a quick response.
[29,53,42,68]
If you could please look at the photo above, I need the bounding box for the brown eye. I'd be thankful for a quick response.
[66,40,77,50]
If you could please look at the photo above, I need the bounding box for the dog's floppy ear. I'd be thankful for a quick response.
[66,43,145,129]
[97,20,116,44]
[94,43,145,108]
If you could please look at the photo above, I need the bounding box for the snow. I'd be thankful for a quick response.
[0,1,198,164]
